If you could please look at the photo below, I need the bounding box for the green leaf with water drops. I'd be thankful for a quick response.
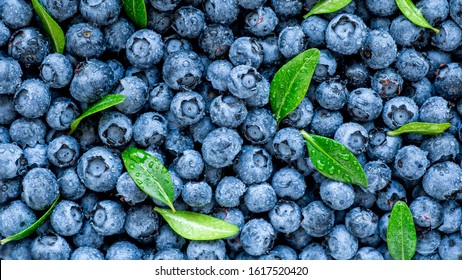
[154,207,239,241]
[395,0,439,33]
[304,0,353,18]
[388,122,451,136]
[122,0,147,28]
[122,148,175,211]
[300,130,368,187]
[0,195,60,245]
[387,201,417,260]
[31,0,66,53]
[68,94,126,135]
[270,48,320,124]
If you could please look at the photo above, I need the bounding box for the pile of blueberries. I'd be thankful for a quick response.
[1,0,462,260]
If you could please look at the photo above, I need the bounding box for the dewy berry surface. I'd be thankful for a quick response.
[1,0,462,261]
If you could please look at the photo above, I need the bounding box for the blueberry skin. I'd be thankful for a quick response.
[150,0,181,11]
[376,180,406,212]
[0,200,36,237]
[114,77,148,115]
[13,79,50,119]
[0,178,21,204]
[0,125,10,144]
[80,0,121,26]
[363,161,391,193]
[438,233,462,260]
[57,168,86,201]
[394,145,430,181]
[174,150,204,180]
[115,172,147,205]
[389,16,429,48]
[345,207,379,238]
[425,50,452,80]
[172,6,205,38]
[370,17,391,31]
[31,234,71,260]
[106,241,142,260]
[23,144,48,169]
[310,109,343,137]
[365,0,397,16]
[271,167,306,200]
[210,95,248,128]
[382,97,419,130]
[133,112,167,148]
[202,127,242,168]
[229,37,264,68]
[270,0,302,19]
[204,0,239,25]
[245,7,279,37]
[50,200,83,236]
[313,50,337,82]
[155,224,186,251]
[325,14,368,55]
[97,111,133,147]
[396,49,430,81]
[182,181,213,207]
[410,196,443,228]
[147,6,172,34]
[70,59,114,103]
[153,248,186,260]
[73,220,105,249]
[77,147,123,192]
[327,224,358,260]
[415,230,441,255]
[271,127,305,162]
[301,201,335,237]
[186,240,227,260]
[432,20,462,51]
[315,79,347,111]
[268,200,301,234]
[0,0,32,29]
[21,168,59,211]
[239,0,265,9]
[241,109,277,144]
[278,26,306,59]
[9,118,46,148]
[124,205,159,240]
[299,243,331,260]
[403,78,434,107]
[423,161,462,201]
[301,16,328,48]
[148,83,173,112]
[347,88,383,122]
[421,133,459,164]
[259,245,298,260]
[417,0,449,26]
[450,0,462,28]
[46,97,79,131]
[319,180,355,211]
[66,23,105,59]
[125,29,164,69]
[39,54,73,89]
[361,30,397,69]
[371,68,403,99]
[419,96,453,123]
[214,176,246,208]
[334,122,369,155]
[198,24,234,59]
[90,200,126,236]
[228,65,264,99]
[164,128,194,156]
[163,50,204,90]
[354,247,384,260]
[206,60,233,92]
[8,27,50,67]
[434,63,462,100]
[70,247,104,260]
[103,18,135,53]
[171,91,206,126]
[47,135,79,168]
[240,218,276,256]
[439,200,462,234]
[244,183,277,213]
[257,36,283,67]
[0,57,22,95]
[281,97,313,129]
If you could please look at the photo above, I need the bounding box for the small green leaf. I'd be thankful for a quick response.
[0,195,60,245]
[300,130,368,187]
[270,48,320,124]
[395,0,439,33]
[122,148,175,211]
[69,94,126,135]
[304,0,353,18]
[31,0,66,53]
[122,0,147,28]
[387,201,417,260]
[154,207,239,240]
[388,122,451,136]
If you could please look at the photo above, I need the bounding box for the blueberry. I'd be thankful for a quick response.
[367,128,402,163]
[189,116,216,144]
[270,167,306,200]
[347,88,383,122]
[9,118,46,148]
[313,50,337,82]
[370,17,391,31]
[66,23,105,59]
[390,16,429,48]
[316,79,347,111]
[229,37,263,68]
[417,0,449,26]
[326,224,358,260]
[57,168,86,201]
[124,66,160,91]
[325,14,368,55]
[268,200,301,234]
[73,220,104,249]
[403,78,434,107]
[396,49,430,81]
[77,147,123,192]
[410,196,444,228]
[393,145,430,181]
[98,111,133,147]
[438,233,462,259]
[270,0,302,19]
[363,160,391,193]
[133,112,167,148]
[354,247,384,260]
[147,7,172,34]
[415,229,441,255]
[0,178,21,204]
[114,77,148,115]
[209,95,248,128]
[0,200,36,237]
[106,241,142,260]
[243,182,276,213]
[90,200,126,236]
[202,127,242,168]
[23,144,48,168]
[8,27,50,67]
[259,245,297,260]
[150,0,181,11]
[419,96,453,123]
[70,247,104,260]
[0,57,22,95]
[204,0,239,25]
[213,176,245,208]
[21,168,59,211]
[174,149,204,180]
[270,127,305,162]
[228,65,265,99]
[245,7,279,37]
[433,20,462,51]
[124,29,164,69]
[70,59,114,103]
[345,207,379,238]
[439,200,462,234]
[301,201,334,237]
[164,128,194,156]
[46,136,79,169]
[153,248,186,260]
[182,181,212,207]
[240,109,276,144]
[50,200,83,236]
[382,97,419,130]
[240,218,276,256]
[425,50,452,80]
[344,62,370,88]
[319,179,355,211]
[198,24,234,59]
[278,25,306,59]
[421,133,459,164]
[239,0,265,10]
[0,0,32,29]
[334,122,369,155]
[301,16,328,48]
[80,0,121,26]
[186,240,227,260]
[148,83,173,112]
[434,63,462,100]
[163,50,204,90]
[299,243,331,260]
[171,91,206,126]
[206,60,233,92]
[371,68,403,99]
[172,6,205,38]
[376,180,406,212]
[309,108,343,137]
[40,0,78,22]
[124,205,159,241]
[257,36,283,67]
[31,234,71,260]
[422,161,462,200]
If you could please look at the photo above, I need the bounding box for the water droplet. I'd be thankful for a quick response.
[316,160,326,171]
[337,152,350,161]
[327,166,336,175]
[135,172,141,177]
[148,161,154,168]
[342,174,352,183]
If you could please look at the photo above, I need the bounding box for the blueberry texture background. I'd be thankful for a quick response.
[1,0,462,260]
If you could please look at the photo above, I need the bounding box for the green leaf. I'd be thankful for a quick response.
[122,0,147,28]
[387,201,417,260]
[304,0,353,18]
[300,130,368,187]
[69,94,126,135]
[388,122,451,136]
[0,195,60,245]
[270,48,320,124]
[122,148,175,211]
[154,207,239,241]
[395,0,439,33]
[31,0,66,53]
